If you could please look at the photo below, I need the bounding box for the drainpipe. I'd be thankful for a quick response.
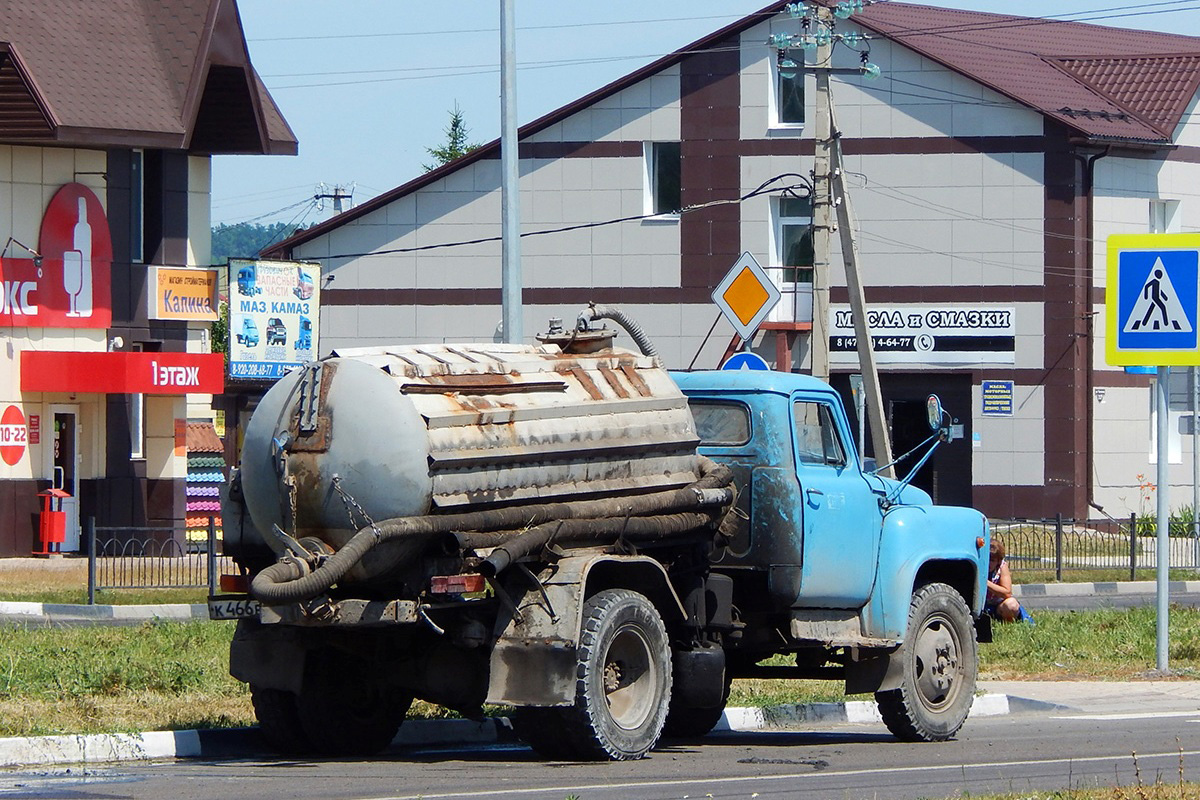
[1074,146,1109,516]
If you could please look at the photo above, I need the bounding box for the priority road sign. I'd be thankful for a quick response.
[1106,233,1200,366]
[711,252,781,341]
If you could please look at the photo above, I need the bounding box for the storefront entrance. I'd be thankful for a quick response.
[48,406,80,551]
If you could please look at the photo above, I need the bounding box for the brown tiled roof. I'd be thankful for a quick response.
[853,2,1200,144]
[185,422,223,453]
[0,0,296,154]
[266,0,1200,255]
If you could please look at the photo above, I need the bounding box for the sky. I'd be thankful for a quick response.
[212,1,1200,230]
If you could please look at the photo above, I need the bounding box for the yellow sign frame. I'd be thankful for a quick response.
[1105,233,1200,367]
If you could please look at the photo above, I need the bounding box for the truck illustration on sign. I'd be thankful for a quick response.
[235,317,259,347]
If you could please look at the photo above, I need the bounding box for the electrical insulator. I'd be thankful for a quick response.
[862,62,882,80]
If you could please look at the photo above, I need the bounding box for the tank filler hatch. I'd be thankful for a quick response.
[536,316,617,355]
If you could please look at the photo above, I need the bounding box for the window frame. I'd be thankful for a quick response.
[643,141,682,219]
[689,399,752,447]
[769,49,806,129]
[130,149,144,264]
[793,400,847,469]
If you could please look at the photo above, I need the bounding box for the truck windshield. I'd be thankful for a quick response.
[688,400,750,446]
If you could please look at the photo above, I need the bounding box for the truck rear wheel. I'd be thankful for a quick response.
[662,672,731,739]
[875,582,976,742]
[296,648,412,756]
[250,685,311,754]
[517,589,671,760]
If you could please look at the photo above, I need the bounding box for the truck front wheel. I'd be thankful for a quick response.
[875,582,976,742]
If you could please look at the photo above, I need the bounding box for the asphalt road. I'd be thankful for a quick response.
[4,712,1197,800]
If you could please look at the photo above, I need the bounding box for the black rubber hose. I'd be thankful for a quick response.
[478,511,718,578]
[580,304,660,362]
[251,458,733,605]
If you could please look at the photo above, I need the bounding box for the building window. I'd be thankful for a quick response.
[769,195,814,323]
[776,196,814,284]
[772,50,805,126]
[130,392,145,459]
[644,141,681,216]
[130,149,144,263]
[1150,199,1180,234]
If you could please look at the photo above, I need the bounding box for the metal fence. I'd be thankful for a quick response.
[992,515,1200,579]
[85,517,236,603]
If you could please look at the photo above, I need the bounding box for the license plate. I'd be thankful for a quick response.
[207,595,262,620]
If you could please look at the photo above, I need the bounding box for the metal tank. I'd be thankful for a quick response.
[236,338,702,589]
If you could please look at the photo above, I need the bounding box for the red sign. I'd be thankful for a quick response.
[0,405,27,466]
[21,352,226,395]
[0,183,114,329]
[28,414,40,445]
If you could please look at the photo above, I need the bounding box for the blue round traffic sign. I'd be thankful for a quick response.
[721,352,771,371]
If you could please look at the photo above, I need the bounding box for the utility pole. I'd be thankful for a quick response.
[810,3,834,383]
[314,183,353,213]
[499,0,522,343]
[831,109,894,476]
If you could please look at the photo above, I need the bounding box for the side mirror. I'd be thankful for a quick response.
[926,394,953,442]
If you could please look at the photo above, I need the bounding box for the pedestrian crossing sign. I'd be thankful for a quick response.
[1107,233,1200,366]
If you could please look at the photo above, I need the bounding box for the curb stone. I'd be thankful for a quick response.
[0,696,1025,769]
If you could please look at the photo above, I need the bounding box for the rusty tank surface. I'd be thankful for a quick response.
[236,334,704,591]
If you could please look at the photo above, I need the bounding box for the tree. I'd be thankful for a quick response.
[211,221,303,263]
[423,103,482,171]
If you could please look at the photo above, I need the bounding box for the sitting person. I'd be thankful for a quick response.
[985,537,1034,623]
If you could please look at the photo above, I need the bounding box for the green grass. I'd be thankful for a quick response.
[0,608,1197,737]
[980,605,1200,679]
[1012,568,1200,585]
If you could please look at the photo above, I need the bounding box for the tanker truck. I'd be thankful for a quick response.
[216,306,991,761]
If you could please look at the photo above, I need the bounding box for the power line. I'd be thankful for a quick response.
[255,2,1200,90]
[247,12,777,43]
[303,174,811,262]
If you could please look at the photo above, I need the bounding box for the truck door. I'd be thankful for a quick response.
[791,397,881,607]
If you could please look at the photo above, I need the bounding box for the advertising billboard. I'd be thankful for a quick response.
[228,259,320,381]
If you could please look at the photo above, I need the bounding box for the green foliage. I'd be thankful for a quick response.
[423,103,482,171]
[210,221,301,263]
[981,606,1200,678]
[0,620,240,700]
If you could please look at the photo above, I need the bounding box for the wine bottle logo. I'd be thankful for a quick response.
[64,197,93,317]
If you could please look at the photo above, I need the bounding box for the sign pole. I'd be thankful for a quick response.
[1156,366,1170,673]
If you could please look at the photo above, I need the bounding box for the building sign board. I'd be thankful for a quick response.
[711,252,781,341]
[228,259,320,381]
[0,405,27,466]
[151,267,219,321]
[1106,233,1200,367]
[21,352,225,394]
[981,380,1014,416]
[830,305,1016,365]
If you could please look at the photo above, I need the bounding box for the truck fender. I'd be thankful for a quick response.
[860,505,989,640]
[229,618,308,694]
[485,553,686,707]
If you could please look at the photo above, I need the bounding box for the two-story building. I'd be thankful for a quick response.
[267,1,1200,522]
[0,0,295,556]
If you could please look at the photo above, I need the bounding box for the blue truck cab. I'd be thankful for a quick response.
[236,266,260,297]
[673,368,990,742]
